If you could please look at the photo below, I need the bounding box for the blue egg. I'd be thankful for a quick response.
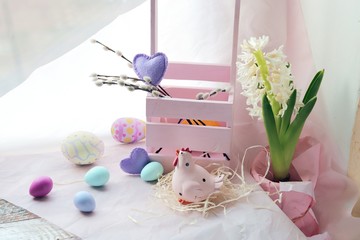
[74,191,96,212]
[140,162,164,182]
[84,166,110,187]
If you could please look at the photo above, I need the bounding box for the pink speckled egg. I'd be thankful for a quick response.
[29,176,53,198]
[111,118,146,144]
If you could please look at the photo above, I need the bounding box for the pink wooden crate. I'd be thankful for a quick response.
[146,0,240,172]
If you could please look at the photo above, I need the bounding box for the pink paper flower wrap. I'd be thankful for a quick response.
[251,137,332,239]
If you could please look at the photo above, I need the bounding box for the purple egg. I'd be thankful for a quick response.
[29,176,53,198]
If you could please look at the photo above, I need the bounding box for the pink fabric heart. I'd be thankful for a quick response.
[133,52,168,86]
[120,148,151,174]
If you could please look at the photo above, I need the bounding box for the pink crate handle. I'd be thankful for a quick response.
[150,0,240,85]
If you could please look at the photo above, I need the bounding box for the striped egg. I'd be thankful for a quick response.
[61,131,104,165]
[111,118,146,144]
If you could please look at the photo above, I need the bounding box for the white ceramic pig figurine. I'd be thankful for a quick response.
[172,148,224,204]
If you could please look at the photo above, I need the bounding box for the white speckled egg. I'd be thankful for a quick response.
[84,166,110,187]
[140,162,164,182]
[111,118,146,144]
[61,131,104,165]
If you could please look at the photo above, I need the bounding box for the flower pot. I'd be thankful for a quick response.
[250,137,321,237]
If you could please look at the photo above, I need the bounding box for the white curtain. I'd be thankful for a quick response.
[0,0,145,96]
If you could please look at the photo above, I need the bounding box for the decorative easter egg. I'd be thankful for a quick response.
[61,131,104,165]
[29,176,53,198]
[120,148,151,174]
[84,166,110,187]
[140,162,164,182]
[74,191,96,213]
[111,118,146,144]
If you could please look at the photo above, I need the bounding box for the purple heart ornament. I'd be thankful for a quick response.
[120,148,151,174]
[133,52,168,86]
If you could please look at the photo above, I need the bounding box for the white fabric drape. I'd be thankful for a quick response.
[1,0,360,239]
[0,0,146,96]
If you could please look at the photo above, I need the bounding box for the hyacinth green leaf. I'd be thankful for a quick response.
[302,69,324,106]
[263,94,291,179]
[286,96,317,145]
[280,89,297,136]
[262,94,282,153]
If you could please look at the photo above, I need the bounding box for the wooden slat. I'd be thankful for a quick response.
[146,97,233,124]
[164,63,231,82]
[146,123,232,153]
[150,0,158,54]
[0,199,79,239]
[230,0,241,87]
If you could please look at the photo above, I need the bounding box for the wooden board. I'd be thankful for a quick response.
[348,98,360,217]
[0,198,80,239]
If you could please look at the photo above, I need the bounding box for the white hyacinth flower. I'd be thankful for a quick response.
[241,35,269,54]
[236,36,324,181]
[237,36,303,118]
